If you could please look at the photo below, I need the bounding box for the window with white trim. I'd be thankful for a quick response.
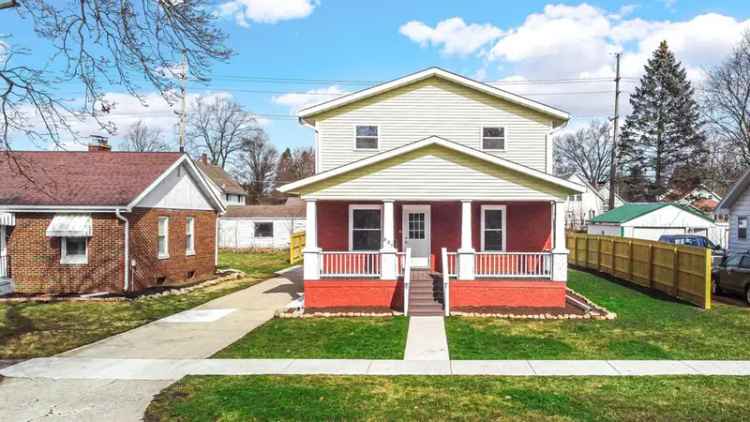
[61,237,88,265]
[482,126,506,150]
[739,216,748,240]
[186,217,195,255]
[481,205,507,251]
[355,125,379,150]
[350,205,382,250]
[158,217,169,258]
[254,222,273,238]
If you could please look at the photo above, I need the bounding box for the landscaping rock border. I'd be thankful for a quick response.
[277,309,404,318]
[0,270,245,304]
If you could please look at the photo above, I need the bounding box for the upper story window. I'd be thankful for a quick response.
[158,217,169,259]
[482,126,506,151]
[186,217,195,256]
[355,125,379,150]
[225,194,245,205]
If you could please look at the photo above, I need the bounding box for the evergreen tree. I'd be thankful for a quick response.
[619,40,706,201]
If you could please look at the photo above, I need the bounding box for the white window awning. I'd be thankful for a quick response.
[46,214,93,237]
[0,212,14,226]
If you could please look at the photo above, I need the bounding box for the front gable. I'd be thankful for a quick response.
[136,162,217,211]
[297,144,573,201]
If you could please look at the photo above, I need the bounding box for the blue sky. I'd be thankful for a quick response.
[4,0,750,153]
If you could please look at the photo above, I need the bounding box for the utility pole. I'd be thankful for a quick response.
[608,52,622,210]
[177,50,188,153]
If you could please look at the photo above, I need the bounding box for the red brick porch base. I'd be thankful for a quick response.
[304,280,404,310]
[450,280,567,308]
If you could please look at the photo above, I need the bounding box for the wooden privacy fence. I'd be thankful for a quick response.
[289,231,305,264]
[566,233,712,309]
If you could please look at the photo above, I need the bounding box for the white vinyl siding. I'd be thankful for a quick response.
[729,188,750,252]
[315,77,553,172]
[218,218,306,249]
[300,145,568,201]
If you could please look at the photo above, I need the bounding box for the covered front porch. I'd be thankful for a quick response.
[300,198,569,313]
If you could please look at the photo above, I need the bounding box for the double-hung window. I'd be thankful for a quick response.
[481,126,506,151]
[349,205,382,251]
[355,125,379,150]
[481,205,507,251]
[158,217,169,259]
[185,217,195,255]
[255,222,273,238]
[61,237,88,265]
[739,216,748,240]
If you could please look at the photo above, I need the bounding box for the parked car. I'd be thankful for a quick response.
[712,253,750,304]
[658,234,726,266]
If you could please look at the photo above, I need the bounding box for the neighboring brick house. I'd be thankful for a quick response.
[195,154,247,207]
[0,144,225,295]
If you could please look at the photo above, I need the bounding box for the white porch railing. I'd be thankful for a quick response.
[0,255,8,279]
[403,248,412,315]
[474,252,552,279]
[441,248,450,316]
[397,252,407,276]
[319,251,381,278]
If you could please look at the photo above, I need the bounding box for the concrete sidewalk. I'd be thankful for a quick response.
[404,316,450,360]
[0,268,303,421]
[5,357,750,380]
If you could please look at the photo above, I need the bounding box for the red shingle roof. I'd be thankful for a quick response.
[0,151,183,206]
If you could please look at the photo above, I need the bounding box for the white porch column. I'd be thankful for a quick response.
[458,200,475,280]
[551,200,569,282]
[380,200,397,280]
[303,199,321,280]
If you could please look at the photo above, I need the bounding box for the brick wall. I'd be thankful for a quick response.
[7,208,217,294]
[9,213,124,294]
[128,207,217,291]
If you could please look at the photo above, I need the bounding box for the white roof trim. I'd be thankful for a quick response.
[717,168,750,213]
[297,67,570,122]
[278,135,585,194]
[128,155,226,213]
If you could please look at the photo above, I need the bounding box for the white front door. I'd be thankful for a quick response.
[403,205,431,268]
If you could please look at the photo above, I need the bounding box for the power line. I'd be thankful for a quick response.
[201,87,624,97]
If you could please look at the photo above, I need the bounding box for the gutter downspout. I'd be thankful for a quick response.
[115,209,130,292]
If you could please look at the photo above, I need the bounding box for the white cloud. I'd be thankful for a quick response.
[219,0,317,27]
[272,85,348,113]
[400,17,503,56]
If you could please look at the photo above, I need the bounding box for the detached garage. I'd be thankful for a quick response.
[587,203,718,243]
[219,199,305,250]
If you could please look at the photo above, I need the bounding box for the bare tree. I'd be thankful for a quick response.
[118,120,169,152]
[553,120,613,187]
[237,133,278,204]
[186,95,263,169]
[703,30,750,167]
[276,146,315,184]
[0,1,230,152]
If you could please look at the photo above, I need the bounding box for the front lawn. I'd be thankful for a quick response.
[447,269,750,360]
[0,251,288,359]
[213,317,408,359]
[145,375,750,422]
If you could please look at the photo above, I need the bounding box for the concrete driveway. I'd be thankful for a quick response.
[0,267,302,421]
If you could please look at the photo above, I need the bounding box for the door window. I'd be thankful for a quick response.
[408,213,425,239]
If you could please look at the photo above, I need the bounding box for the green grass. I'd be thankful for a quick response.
[145,375,750,422]
[0,251,289,359]
[447,269,750,360]
[213,317,408,359]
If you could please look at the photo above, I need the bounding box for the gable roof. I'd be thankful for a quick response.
[297,67,570,124]
[0,151,224,212]
[716,168,750,213]
[224,202,305,219]
[591,202,713,224]
[278,135,584,195]
[195,159,246,196]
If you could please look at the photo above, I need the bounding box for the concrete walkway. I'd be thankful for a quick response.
[403,317,450,360]
[5,357,750,380]
[0,268,303,422]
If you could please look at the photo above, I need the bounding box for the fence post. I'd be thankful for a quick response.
[596,237,601,272]
[672,246,679,297]
[627,240,633,282]
[704,248,712,310]
[647,244,654,289]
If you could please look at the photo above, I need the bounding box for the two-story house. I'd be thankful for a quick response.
[279,68,584,315]
[195,154,247,207]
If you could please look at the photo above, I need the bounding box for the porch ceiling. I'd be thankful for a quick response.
[282,137,582,201]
